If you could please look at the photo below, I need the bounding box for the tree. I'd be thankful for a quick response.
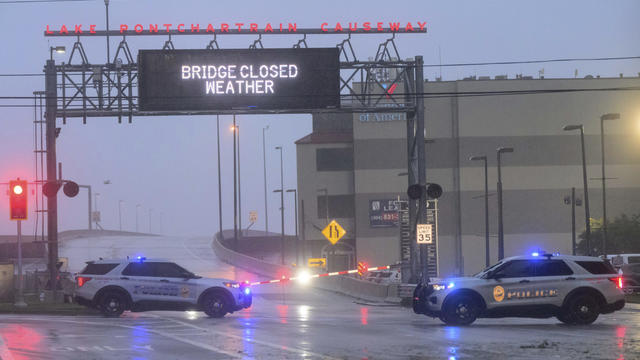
[577,214,640,255]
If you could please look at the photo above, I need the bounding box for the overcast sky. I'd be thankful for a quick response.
[0,0,639,237]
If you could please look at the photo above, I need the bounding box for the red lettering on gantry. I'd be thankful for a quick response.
[320,22,328,32]
[405,22,414,31]
[45,25,53,34]
[334,23,343,32]
[235,23,244,31]
[389,22,400,31]
[60,24,69,34]
[265,23,273,32]
[163,24,171,32]
[191,24,200,33]
[177,24,185,32]
[90,24,96,34]
[363,22,371,31]
[349,22,357,31]
[249,23,258,32]
[74,24,82,34]
[134,24,143,33]
[221,23,229,32]
[418,21,427,31]
[376,22,383,31]
[288,23,297,32]
[149,24,159,33]
[206,24,215,33]
[119,24,128,33]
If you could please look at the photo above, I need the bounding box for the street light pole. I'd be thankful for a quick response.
[238,125,243,236]
[217,116,223,240]
[232,115,238,250]
[600,113,620,257]
[78,185,92,230]
[263,125,270,235]
[275,146,285,265]
[118,200,123,231]
[470,155,489,267]
[287,189,299,266]
[497,147,514,260]
[136,204,141,232]
[563,124,592,255]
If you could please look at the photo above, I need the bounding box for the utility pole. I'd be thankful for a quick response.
[217,116,223,240]
[233,115,238,250]
[237,124,242,236]
[497,147,514,260]
[45,59,59,299]
[275,146,285,265]
[415,56,428,280]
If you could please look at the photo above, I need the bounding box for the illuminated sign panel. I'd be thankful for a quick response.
[138,48,340,112]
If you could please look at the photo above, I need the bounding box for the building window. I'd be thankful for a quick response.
[317,194,355,219]
[316,148,353,171]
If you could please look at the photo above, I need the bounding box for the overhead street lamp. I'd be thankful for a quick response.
[600,113,620,257]
[286,189,299,266]
[263,125,270,235]
[563,124,592,255]
[497,147,514,260]
[275,146,285,265]
[49,46,65,61]
[469,155,490,268]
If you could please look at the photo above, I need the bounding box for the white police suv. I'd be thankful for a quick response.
[413,253,625,325]
[74,257,252,318]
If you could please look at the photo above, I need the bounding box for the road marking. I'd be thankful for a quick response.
[2,317,242,359]
[149,314,340,359]
[0,334,15,360]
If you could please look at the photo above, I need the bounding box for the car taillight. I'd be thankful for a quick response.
[608,276,623,289]
[77,276,92,287]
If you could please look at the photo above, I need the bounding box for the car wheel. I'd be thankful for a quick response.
[202,292,228,318]
[556,311,574,325]
[442,294,480,325]
[99,290,127,317]
[566,294,600,325]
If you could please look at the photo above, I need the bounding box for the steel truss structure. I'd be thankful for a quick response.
[40,28,430,291]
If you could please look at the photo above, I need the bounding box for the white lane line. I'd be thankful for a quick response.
[2,317,242,359]
[149,314,339,360]
[0,334,15,360]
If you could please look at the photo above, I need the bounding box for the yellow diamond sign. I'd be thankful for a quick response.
[322,220,346,245]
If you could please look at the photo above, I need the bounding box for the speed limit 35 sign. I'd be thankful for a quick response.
[416,224,433,244]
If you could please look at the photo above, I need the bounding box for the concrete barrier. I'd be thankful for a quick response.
[211,232,400,304]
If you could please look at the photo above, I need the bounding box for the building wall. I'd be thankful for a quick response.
[296,76,640,276]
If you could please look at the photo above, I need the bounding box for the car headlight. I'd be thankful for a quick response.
[224,281,240,288]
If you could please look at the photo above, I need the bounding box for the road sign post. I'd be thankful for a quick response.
[15,220,27,307]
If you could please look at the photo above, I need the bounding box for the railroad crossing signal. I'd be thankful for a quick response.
[308,258,326,268]
[9,179,28,221]
[357,261,368,276]
[416,224,433,244]
[322,220,346,245]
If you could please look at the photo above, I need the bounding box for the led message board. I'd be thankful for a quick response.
[138,48,340,112]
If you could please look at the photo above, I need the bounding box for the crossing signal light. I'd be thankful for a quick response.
[357,261,368,276]
[9,179,28,220]
[407,183,443,200]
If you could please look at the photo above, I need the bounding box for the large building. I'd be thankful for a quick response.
[296,74,640,276]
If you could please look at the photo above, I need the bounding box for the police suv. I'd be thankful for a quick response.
[74,257,252,318]
[413,253,625,325]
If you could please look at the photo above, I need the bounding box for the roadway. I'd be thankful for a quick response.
[0,234,639,359]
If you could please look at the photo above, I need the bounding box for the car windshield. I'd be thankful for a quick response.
[474,261,503,279]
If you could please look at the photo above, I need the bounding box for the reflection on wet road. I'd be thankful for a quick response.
[0,235,638,359]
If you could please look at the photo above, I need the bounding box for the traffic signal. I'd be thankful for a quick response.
[407,183,443,200]
[9,179,28,220]
[357,261,368,276]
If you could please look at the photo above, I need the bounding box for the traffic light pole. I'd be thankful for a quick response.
[45,59,60,300]
[415,56,429,282]
[15,220,27,307]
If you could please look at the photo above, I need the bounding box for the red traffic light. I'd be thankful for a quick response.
[9,179,28,221]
